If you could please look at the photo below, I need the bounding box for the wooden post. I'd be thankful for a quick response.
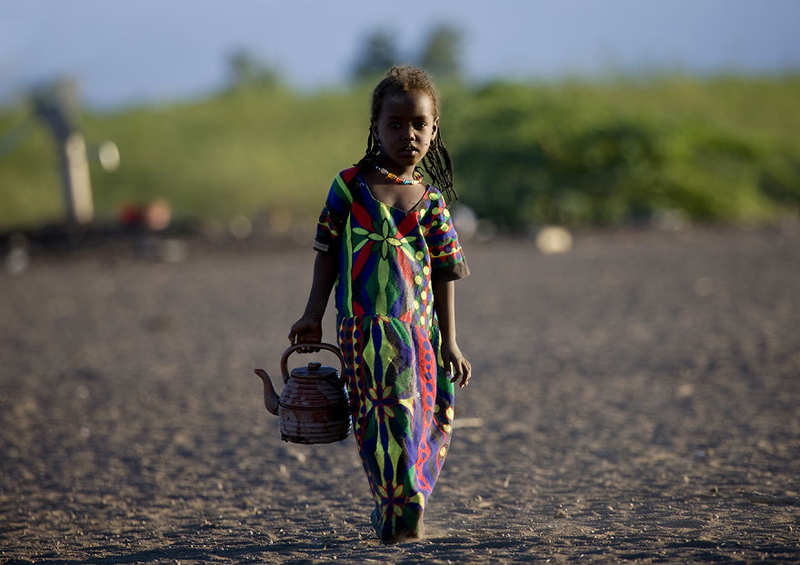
[34,87,94,224]
[58,133,94,224]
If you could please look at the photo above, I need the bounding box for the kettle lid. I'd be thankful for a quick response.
[291,361,338,379]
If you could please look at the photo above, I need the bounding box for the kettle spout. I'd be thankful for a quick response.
[254,369,279,415]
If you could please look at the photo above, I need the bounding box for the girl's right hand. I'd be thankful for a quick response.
[288,317,323,352]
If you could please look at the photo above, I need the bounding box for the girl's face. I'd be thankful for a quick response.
[372,89,438,174]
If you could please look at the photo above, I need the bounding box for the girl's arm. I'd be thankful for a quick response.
[432,279,472,388]
[288,252,338,350]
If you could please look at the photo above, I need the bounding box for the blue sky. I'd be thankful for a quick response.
[1,0,799,109]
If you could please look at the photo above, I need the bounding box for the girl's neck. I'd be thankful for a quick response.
[376,155,417,181]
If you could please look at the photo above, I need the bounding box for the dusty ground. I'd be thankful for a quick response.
[1,226,799,563]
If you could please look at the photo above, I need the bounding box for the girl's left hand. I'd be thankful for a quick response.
[441,341,471,388]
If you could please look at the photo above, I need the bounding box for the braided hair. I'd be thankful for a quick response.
[357,64,457,203]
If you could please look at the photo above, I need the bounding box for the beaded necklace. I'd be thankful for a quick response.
[374,165,423,186]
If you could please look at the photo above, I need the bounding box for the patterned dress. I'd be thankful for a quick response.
[314,166,469,540]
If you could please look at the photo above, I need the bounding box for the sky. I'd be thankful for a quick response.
[1,0,799,109]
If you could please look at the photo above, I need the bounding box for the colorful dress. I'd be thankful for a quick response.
[314,166,469,540]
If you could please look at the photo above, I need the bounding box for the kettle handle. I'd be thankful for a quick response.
[280,342,346,385]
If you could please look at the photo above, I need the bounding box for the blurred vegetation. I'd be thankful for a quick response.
[450,76,800,228]
[351,24,462,82]
[0,75,799,231]
[418,25,464,82]
[351,32,400,82]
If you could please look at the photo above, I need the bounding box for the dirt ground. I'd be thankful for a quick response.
[1,226,799,564]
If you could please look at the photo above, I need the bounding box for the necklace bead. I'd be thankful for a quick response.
[374,165,422,185]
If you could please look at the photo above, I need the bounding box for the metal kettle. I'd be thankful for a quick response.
[254,343,351,444]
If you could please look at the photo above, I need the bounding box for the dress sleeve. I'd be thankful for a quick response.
[313,172,353,254]
[424,190,470,282]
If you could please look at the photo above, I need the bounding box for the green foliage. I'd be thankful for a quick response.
[351,24,463,83]
[0,110,63,227]
[0,75,798,231]
[446,76,800,228]
[419,25,463,81]
[0,86,371,229]
[351,32,399,82]
[226,50,283,91]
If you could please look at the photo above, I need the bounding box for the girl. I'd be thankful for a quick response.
[288,64,471,544]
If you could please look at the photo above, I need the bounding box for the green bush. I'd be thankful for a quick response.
[1,75,798,231]
[448,77,800,229]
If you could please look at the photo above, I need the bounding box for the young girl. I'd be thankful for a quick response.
[288,64,471,544]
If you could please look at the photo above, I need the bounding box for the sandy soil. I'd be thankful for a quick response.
[1,226,799,563]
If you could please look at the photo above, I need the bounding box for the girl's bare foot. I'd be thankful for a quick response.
[381,518,424,544]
